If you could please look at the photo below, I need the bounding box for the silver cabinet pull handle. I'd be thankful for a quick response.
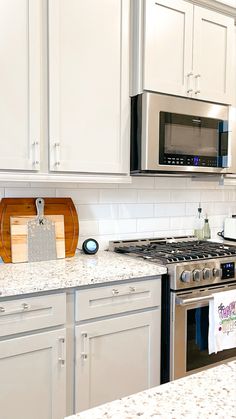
[58,337,66,366]
[0,304,49,316]
[111,288,147,298]
[187,72,193,94]
[81,332,88,360]
[54,142,60,167]
[195,74,201,94]
[32,141,40,168]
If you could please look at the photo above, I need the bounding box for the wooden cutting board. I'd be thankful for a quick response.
[10,215,65,263]
[0,198,79,263]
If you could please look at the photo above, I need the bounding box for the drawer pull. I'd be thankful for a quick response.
[0,304,49,316]
[111,288,147,298]
[81,332,88,360]
[58,337,66,366]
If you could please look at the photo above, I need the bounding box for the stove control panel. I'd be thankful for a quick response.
[221,262,235,279]
[172,258,236,289]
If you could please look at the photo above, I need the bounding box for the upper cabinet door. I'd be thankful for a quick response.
[48,0,130,174]
[193,6,234,104]
[0,0,40,171]
[143,0,193,97]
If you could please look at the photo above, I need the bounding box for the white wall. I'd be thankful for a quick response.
[1,176,235,250]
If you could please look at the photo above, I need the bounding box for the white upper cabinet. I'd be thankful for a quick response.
[193,6,234,103]
[0,0,40,171]
[133,0,235,104]
[48,0,130,175]
[143,0,193,97]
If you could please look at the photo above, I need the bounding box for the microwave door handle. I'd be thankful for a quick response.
[176,295,214,305]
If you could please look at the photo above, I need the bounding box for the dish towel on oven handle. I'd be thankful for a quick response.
[208,289,236,354]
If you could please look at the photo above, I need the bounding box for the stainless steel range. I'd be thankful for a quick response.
[109,236,236,382]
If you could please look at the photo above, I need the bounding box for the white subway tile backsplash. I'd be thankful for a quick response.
[77,204,118,220]
[187,177,218,190]
[1,175,235,246]
[99,189,137,204]
[0,182,30,188]
[56,188,100,204]
[79,220,99,236]
[155,203,185,217]
[118,204,154,219]
[170,216,195,230]
[201,190,228,202]
[208,215,225,229]
[171,189,201,203]
[119,177,155,189]
[137,217,169,233]
[137,189,170,203]
[77,183,118,189]
[4,188,56,198]
[99,219,137,235]
[155,177,187,189]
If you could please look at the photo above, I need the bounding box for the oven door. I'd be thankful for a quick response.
[170,284,236,380]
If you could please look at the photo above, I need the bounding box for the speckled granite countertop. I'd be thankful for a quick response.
[0,251,166,298]
[66,360,236,419]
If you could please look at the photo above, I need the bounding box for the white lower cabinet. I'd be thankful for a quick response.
[74,279,162,413]
[75,309,160,412]
[0,329,66,419]
[0,293,67,419]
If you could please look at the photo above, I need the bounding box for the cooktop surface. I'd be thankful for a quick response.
[110,237,236,264]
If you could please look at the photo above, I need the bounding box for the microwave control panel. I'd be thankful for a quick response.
[162,155,218,167]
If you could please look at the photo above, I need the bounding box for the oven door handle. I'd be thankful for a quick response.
[176,295,214,305]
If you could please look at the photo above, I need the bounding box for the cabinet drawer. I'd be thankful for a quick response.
[0,293,66,337]
[75,279,161,321]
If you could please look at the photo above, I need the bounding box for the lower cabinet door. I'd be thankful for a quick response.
[75,309,160,412]
[0,329,66,419]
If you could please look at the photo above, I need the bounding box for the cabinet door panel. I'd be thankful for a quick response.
[75,310,160,412]
[49,0,129,174]
[0,330,66,419]
[0,0,40,170]
[143,0,193,96]
[193,6,234,104]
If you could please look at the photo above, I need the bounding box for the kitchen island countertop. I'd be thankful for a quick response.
[0,250,166,298]
[66,360,236,419]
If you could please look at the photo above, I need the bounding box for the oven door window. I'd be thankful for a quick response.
[187,306,236,372]
[159,112,228,168]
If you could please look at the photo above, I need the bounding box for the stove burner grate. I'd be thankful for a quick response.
[114,240,236,263]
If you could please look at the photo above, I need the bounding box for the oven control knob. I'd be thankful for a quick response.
[192,269,203,282]
[213,268,222,278]
[181,270,192,283]
[203,268,212,280]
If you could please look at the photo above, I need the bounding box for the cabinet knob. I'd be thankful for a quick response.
[22,303,29,310]
[0,306,5,313]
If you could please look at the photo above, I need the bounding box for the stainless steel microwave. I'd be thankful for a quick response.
[131,92,230,174]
